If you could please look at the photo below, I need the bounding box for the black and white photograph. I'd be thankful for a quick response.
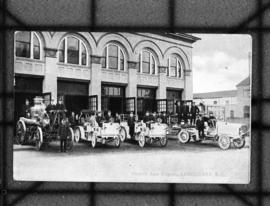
[13,32,251,183]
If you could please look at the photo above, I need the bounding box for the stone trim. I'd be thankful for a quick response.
[44,48,57,58]
[127,61,138,70]
[91,55,102,64]
[158,66,168,74]
[184,69,192,76]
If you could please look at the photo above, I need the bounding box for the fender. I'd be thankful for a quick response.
[77,126,85,140]
[36,126,43,143]
[18,119,26,133]
[68,127,74,142]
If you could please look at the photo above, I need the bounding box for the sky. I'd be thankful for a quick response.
[191,34,252,93]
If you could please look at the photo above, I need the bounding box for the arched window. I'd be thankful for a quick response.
[15,31,41,60]
[58,36,88,66]
[168,55,182,78]
[139,50,157,74]
[102,43,125,70]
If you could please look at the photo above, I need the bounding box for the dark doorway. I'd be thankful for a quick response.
[137,87,156,118]
[101,84,125,115]
[166,89,182,114]
[57,80,89,114]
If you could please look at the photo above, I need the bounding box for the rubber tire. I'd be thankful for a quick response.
[233,138,246,149]
[178,130,190,144]
[35,126,43,151]
[66,127,74,151]
[218,135,231,150]
[119,127,126,142]
[74,127,81,143]
[115,136,121,148]
[160,136,168,147]
[15,121,26,145]
[91,135,97,148]
[138,134,145,148]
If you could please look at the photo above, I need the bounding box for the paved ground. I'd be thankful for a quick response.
[13,138,250,183]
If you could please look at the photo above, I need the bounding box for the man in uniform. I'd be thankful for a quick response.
[104,110,113,123]
[143,111,153,128]
[196,114,205,140]
[46,99,56,113]
[190,102,200,125]
[56,97,66,111]
[175,101,182,124]
[182,102,190,124]
[127,112,135,137]
[58,115,69,152]
[96,111,104,127]
[161,112,167,124]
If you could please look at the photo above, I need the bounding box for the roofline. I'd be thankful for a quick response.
[162,33,201,43]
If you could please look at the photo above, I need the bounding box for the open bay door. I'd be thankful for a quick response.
[125,97,136,114]
[89,95,98,112]
[42,92,52,107]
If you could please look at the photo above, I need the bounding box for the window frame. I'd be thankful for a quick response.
[168,55,183,78]
[139,50,157,75]
[15,31,42,60]
[103,43,126,71]
[58,35,89,66]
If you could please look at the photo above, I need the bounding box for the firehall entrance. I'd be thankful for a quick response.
[101,84,125,114]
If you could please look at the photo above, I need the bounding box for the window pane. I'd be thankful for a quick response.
[33,34,40,59]
[178,61,181,77]
[59,39,65,63]
[171,56,177,67]
[170,66,177,77]
[108,45,118,57]
[120,50,124,70]
[16,32,31,58]
[81,43,87,66]
[67,37,79,64]
[102,48,107,68]
[142,51,150,62]
[142,62,150,73]
[109,56,118,69]
[151,56,155,74]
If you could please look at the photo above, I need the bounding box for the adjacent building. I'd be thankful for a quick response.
[14,32,199,118]
[193,76,251,120]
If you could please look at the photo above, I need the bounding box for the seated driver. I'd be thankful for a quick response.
[208,112,217,128]
[143,111,153,128]
[96,111,104,127]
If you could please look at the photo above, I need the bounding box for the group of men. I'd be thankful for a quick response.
[176,101,200,125]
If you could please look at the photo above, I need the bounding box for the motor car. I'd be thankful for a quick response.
[178,119,249,150]
[74,110,121,148]
[134,120,168,148]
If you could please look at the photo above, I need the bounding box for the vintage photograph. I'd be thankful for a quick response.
[13,32,251,183]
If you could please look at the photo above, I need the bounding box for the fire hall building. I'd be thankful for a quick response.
[14,32,199,118]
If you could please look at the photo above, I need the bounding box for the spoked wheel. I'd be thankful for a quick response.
[66,127,74,151]
[138,134,145,148]
[91,135,97,148]
[74,127,81,143]
[34,127,43,151]
[119,128,126,142]
[178,130,190,144]
[160,136,168,147]
[15,121,26,145]
[218,135,231,150]
[233,138,246,149]
[115,135,121,148]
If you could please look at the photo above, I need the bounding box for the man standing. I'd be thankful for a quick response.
[58,116,69,152]
[56,97,66,111]
[127,112,135,137]
[190,102,200,125]
[175,101,182,124]
[196,114,205,140]
[182,102,189,124]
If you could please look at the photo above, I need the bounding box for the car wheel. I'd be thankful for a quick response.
[66,127,74,151]
[138,134,145,148]
[115,135,121,148]
[74,127,81,143]
[178,130,190,144]
[160,136,168,147]
[15,121,26,145]
[218,135,231,150]
[91,135,97,148]
[35,126,43,151]
[233,138,245,149]
[119,127,126,142]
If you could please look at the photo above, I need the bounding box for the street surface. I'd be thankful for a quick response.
[14,138,250,183]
